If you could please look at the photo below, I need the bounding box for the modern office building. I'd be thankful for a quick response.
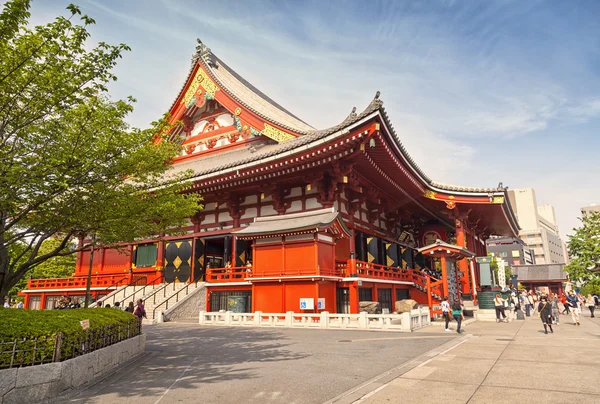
[486,237,535,266]
[581,203,600,217]
[507,188,567,265]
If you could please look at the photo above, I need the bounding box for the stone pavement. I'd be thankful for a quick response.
[345,311,600,404]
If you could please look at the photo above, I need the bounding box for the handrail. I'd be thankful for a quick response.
[152,281,199,320]
[118,274,163,306]
[152,279,178,304]
[96,275,130,302]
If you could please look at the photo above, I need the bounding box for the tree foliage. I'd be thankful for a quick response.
[0,1,202,296]
[565,211,600,292]
[8,238,77,299]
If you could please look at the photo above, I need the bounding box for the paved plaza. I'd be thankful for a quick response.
[59,312,600,404]
[355,312,600,404]
[62,321,454,404]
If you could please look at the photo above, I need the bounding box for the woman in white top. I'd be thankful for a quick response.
[494,293,508,323]
[587,294,596,318]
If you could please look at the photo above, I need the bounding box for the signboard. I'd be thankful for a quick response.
[299,298,314,310]
[357,280,363,286]
[80,319,90,330]
[476,256,493,287]
[317,298,326,310]
[497,259,507,290]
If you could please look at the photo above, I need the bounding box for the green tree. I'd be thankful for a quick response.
[565,211,600,293]
[9,238,77,299]
[0,1,202,298]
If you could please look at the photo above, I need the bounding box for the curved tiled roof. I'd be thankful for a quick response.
[171,39,314,134]
[169,39,510,197]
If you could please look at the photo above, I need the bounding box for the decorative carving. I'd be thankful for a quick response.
[185,144,196,154]
[492,196,505,204]
[181,68,219,107]
[202,117,221,133]
[423,190,436,199]
[204,139,217,149]
[261,123,295,143]
[233,116,260,139]
[445,200,456,210]
[228,133,240,143]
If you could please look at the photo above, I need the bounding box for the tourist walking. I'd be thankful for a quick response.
[3,296,9,308]
[566,291,580,326]
[133,299,147,321]
[561,294,570,314]
[586,294,595,318]
[527,292,535,316]
[538,295,554,334]
[452,301,465,334]
[441,296,452,331]
[550,293,560,325]
[494,293,508,323]
[125,302,135,313]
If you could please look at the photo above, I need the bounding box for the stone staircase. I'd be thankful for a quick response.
[142,282,204,324]
[93,282,165,308]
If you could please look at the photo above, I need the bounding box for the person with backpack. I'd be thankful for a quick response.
[452,301,465,334]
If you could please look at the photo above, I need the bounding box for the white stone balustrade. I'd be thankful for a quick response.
[199,308,431,332]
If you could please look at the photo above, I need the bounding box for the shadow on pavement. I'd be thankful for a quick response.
[71,325,308,402]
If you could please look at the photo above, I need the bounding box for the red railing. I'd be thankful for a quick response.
[206,267,252,282]
[27,274,130,290]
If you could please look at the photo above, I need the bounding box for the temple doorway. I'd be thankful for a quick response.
[337,288,350,313]
[164,239,193,283]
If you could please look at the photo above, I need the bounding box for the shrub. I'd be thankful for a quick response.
[0,308,139,369]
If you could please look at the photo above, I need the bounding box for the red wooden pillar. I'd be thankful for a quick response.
[440,255,449,299]
[373,283,378,305]
[156,239,165,282]
[349,282,359,314]
[455,219,471,295]
[426,277,433,311]
[40,292,47,310]
[76,237,84,273]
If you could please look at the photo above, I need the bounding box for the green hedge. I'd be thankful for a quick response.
[0,308,138,368]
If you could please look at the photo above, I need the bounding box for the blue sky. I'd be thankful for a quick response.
[27,0,600,238]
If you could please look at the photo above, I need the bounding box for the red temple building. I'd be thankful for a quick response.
[20,40,520,316]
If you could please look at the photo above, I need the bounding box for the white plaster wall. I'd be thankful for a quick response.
[218,210,233,222]
[261,205,277,216]
[242,195,257,205]
[289,187,302,197]
[241,207,258,220]
[287,200,302,213]
[306,197,321,210]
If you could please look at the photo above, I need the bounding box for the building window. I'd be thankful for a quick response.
[134,243,158,268]
[29,296,41,310]
[511,250,520,258]
[359,288,373,301]
[45,296,61,310]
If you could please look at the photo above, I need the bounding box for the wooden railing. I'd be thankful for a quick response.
[27,274,130,290]
[206,267,252,282]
